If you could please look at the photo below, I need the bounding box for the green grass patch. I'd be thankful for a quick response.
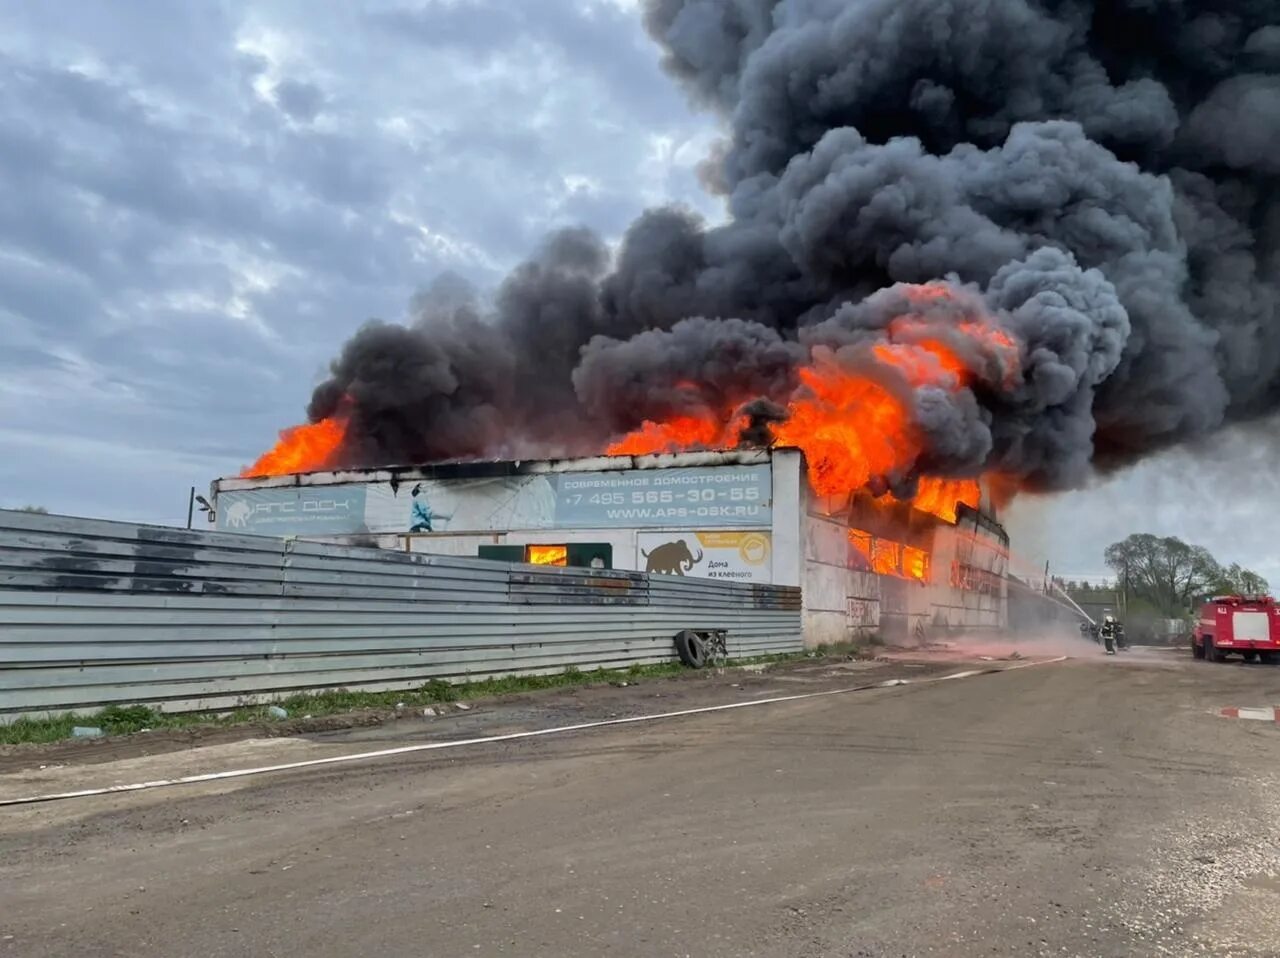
[0,650,815,747]
[0,714,81,746]
[0,701,260,745]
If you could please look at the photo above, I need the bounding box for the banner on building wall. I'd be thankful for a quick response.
[215,486,369,537]
[364,477,559,533]
[554,465,771,528]
[218,463,772,536]
[636,531,772,583]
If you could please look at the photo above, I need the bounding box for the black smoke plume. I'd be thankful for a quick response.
[305,0,1280,491]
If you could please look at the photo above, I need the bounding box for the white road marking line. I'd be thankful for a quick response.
[1,656,1070,806]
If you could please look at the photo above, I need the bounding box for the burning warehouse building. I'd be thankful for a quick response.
[212,1,1276,650]
[211,448,1007,645]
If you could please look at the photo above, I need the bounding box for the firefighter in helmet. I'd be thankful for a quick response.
[1100,611,1126,654]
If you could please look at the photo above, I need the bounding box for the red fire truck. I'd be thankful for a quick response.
[1192,594,1280,663]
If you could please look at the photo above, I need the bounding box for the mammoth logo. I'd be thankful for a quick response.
[224,500,252,529]
[641,539,704,576]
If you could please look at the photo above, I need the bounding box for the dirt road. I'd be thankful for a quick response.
[4,648,1280,957]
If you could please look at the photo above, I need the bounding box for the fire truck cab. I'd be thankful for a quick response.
[1192,594,1280,663]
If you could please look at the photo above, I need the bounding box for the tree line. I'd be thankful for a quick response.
[1103,533,1269,619]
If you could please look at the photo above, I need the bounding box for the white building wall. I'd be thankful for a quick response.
[931,512,1008,631]
[397,453,791,585]
[799,482,1008,648]
[803,513,846,646]
[407,528,632,560]
[221,450,780,583]
[770,448,804,588]
[404,527,756,578]
[220,448,1008,646]
[800,490,871,647]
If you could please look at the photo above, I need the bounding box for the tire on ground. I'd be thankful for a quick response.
[674,630,707,669]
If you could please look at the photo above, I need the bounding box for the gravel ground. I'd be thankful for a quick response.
[2,646,1278,957]
[0,654,957,776]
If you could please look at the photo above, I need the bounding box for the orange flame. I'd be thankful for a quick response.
[607,414,742,456]
[848,529,930,582]
[772,352,919,498]
[896,477,980,524]
[605,284,1017,523]
[871,538,902,576]
[241,416,347,478]
[527,544,568,566]
[849,530,873,569]
[903,546,930,583]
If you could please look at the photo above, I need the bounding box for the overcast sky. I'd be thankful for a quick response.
[1,0,1274,587]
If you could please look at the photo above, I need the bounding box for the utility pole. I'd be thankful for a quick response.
[186,486,195,530]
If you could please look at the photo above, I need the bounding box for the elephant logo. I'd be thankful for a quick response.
[641,538,704,575]
[224,500,252,529]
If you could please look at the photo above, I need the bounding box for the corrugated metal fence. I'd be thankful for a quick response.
[0,510,802,721]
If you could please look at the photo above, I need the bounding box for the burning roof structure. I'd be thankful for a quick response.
[243,1,1280,520]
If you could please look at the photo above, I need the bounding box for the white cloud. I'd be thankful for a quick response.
[0,0,714,518]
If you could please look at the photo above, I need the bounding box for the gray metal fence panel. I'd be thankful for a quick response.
[0,510,802,720]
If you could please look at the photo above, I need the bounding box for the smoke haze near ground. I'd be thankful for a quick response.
[306,0,1280,493]
[924,629,1104,661]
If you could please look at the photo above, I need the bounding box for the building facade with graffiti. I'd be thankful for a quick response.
[210,448,1007,645]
